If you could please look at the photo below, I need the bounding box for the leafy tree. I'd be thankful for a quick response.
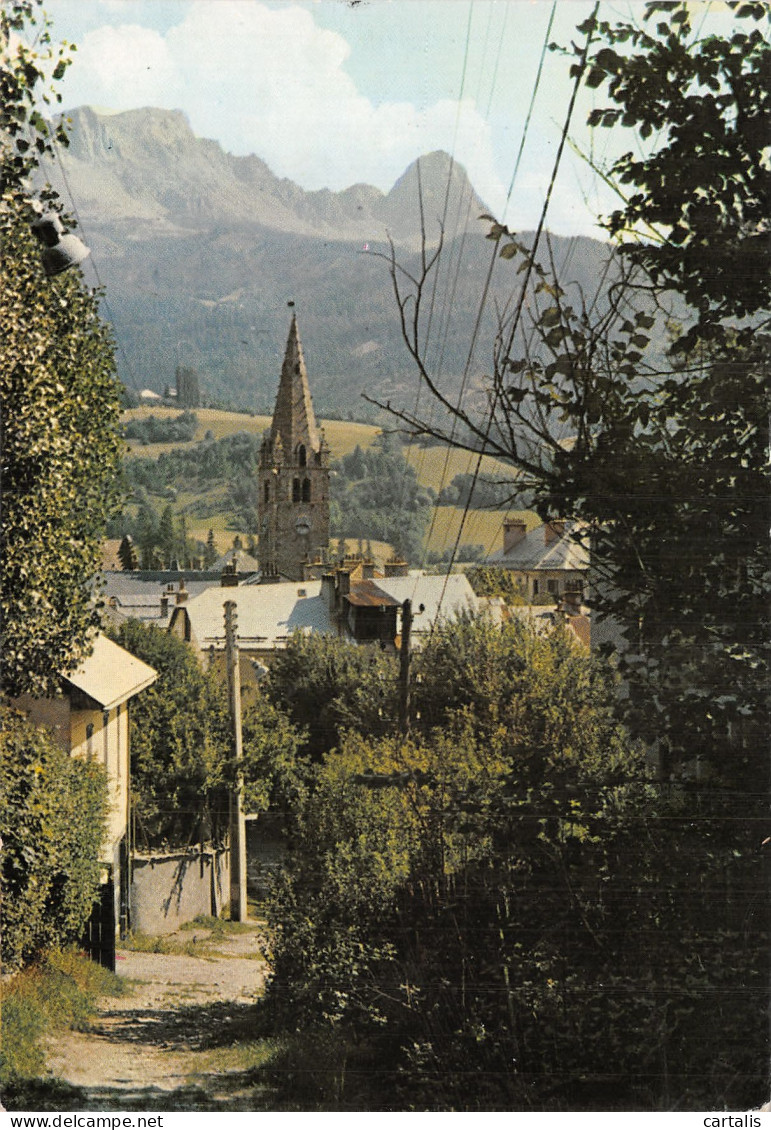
[1,1,123,697]
[111,620,298,847]
[134,503,160,569]
[436,471,518,509]
[0,707,108,970]
[175,366,201,408]
[1,1,72,217]
[156,504,176,567]
[265,632,399,761]
[579,1,770,349]
[265,614,766,1110]
[204,528,218,568]
[358,3,769,1109]
[122,410,198,445]
[466,564,526,603]
[371,2,769,788]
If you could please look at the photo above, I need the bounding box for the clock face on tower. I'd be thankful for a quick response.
[294,515,312,536]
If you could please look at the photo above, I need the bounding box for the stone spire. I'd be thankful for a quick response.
[258,309,330,581]
[270,313,321,456]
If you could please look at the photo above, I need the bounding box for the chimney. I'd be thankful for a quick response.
[503,519,527,555]
[221,562,239,587]
[560,582,583,616]
[544,519,566,546]
[160,593,169,617]
[362,559,376,580]
[321,572,336,611]
[175,579,189,604]
[337,568,351,597]
[303,559,322,581]
[384,557,408,578]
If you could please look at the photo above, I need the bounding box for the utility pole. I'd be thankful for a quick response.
[398,598,413,736]
[224,600,247,921]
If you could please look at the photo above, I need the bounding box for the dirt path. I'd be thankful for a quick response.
[47,924,272,1111]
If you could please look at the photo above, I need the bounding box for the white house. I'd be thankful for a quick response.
[14,634,157,966]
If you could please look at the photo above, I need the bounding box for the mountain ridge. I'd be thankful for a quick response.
[42,106,614,417]
[51,105,487,247]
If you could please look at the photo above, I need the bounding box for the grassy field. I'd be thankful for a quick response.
[424,507,538,561]
[122,407,531,561]
[404,440,516,492]
[123,407,381,462]
[123,407,516,488]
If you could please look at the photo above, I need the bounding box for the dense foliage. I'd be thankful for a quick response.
[1,216,123,697]
[111,621,298,847]
[265,632,399,761]
[0,709,108,970]
[356,2,769,1109]
[1,2,123,697]
[122,411,198,445]
[263,617,765,1110]
[329,434,434,563]
[435,470,518,509]
[466,564,527,603]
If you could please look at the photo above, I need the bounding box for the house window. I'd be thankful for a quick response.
[103,710,110,767]
[86,723,94,759]
[292,477,300,502]
[547,579,560,595]
[302,478,311,502]
[532,580,539,596]
[297,444,307,467]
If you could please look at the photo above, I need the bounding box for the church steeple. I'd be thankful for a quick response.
[270,313,321,456]
[258,309,330,581]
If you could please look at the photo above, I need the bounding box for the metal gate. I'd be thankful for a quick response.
[82,878,116,971]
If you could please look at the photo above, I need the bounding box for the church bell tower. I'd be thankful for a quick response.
[258,311,330,580]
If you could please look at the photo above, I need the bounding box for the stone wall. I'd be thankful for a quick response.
[130,846,228,936]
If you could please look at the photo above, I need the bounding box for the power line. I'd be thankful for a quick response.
[418,1,559,578]
[431,3,600,630]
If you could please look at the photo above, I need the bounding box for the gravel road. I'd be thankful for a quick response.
[46,923,270,1111]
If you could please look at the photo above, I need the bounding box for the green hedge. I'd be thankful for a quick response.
[0,708,108,970]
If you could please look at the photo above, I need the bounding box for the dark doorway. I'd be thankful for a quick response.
[82,878,116,971]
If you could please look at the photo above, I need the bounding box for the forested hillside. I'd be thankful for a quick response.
[41,106,624,417]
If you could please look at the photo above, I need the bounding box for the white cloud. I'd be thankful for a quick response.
[58,0,505,205]
[69,23,180,106]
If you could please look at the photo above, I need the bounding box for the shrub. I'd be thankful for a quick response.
[0,950,124,1087]
[0,708,108,970]
[122,411,198,445]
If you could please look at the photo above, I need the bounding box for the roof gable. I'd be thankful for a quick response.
[63,634,157,710]
[488,521,589,571]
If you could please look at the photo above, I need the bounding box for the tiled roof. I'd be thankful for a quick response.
[487,522,589,572]
[374,573,480,632]
[210,547,261,573]
[183,580,335,651]
[345,580,400,608]
[100,573,226,628]
[101,572,223,597]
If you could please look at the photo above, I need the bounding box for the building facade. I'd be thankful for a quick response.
[258,313,330,581]
[486,518,589,602]
[14,634,157,967]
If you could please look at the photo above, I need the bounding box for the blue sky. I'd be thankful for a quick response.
[39,1,726,236]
